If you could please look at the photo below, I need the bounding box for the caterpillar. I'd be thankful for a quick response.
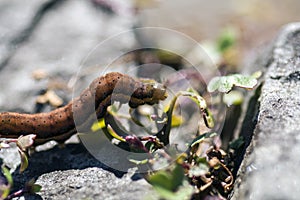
[0,72,167,145]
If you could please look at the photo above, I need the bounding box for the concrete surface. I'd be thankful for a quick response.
[232,22,300,200]
[11,143,154,200]
[1,0,300,199]
[0,0,155,199]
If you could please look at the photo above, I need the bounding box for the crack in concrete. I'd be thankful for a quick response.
[285,71,300,82]
[232,22,300,200]
[232,84,262,177]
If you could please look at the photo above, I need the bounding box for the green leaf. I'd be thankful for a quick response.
[127,154,149,165]
[172,164,185,190]
[0,185,10,199]
[232,74,257,89]
[31,184,42,193]
[145,139,164,153]
[152,180,194,200]
[171,114,183,127]
[217,27,237,53]
[190,132,217,148]
[25,179,42,193]
[148,164,185,192]
[91,118,106,132]
[128,158,149,165]
[207,74,258,93]
[18,149,29,173]
[104,125,126,142]
[171,90,214,129]
[229,136,245,150]
[207,76,233,93]
[2,165,13,186]
[195,156,207,165]
[186,88,208,110]
[202,109,214,129]
[159,89,214,146]
[1,165,12,199]
[251,70,263,79]
[148,171,174,191]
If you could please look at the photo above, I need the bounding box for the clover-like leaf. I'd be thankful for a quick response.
[207,73,258,93]
[207,76,233,93]
[233,74,258,89]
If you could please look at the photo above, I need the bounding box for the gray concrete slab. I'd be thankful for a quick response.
[232,22,300,200]
[0,0,156,199]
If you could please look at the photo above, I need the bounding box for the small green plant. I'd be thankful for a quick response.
[0,134,36,173]
[0,69,260,199]
[0,165,41,200]
[143,72,259,199]
[83,68,260,200]
[207,73,259,93]
[0,165,13,199]
[217,27,237,54]
[92,88,229,199]
[208,71,261,107]
[0,136,42,199]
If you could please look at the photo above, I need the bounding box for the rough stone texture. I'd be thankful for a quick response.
[0,0,134,112]
[232,23,300,199]
[10,143,155,200]
[0,0,65,70]
[0,0,156,199]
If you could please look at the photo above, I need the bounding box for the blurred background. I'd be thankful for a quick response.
[0,0,299,110]
[137,0,300,67]
[138,0,300,45]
